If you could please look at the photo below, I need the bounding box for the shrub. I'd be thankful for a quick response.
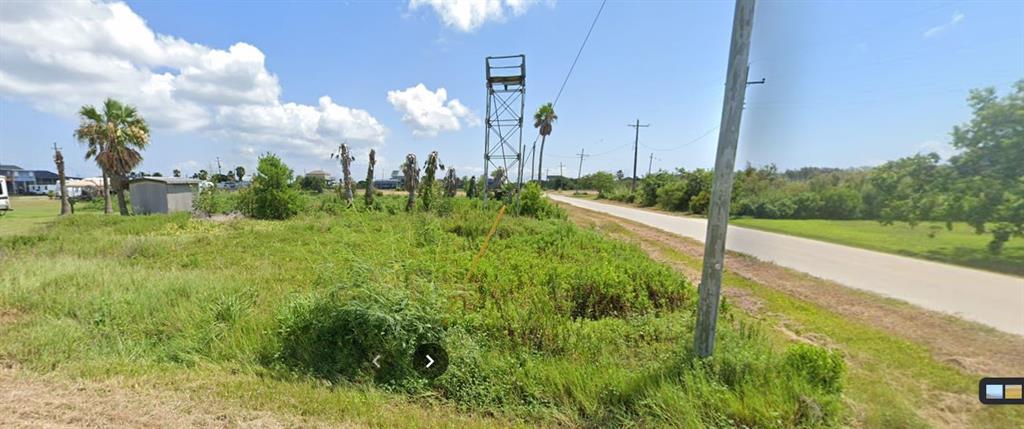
[246,153,303,220]
[688,190,711,215]
[579,171,616,194]
[274,285,444,385]
[783,343,845,394]
[192,186,238,215]
[297,175,327,193]
[639,172,672,207]
[518,182,565,220]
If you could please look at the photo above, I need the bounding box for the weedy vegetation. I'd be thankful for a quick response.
[2,180,848,427]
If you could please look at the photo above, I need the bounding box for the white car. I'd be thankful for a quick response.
[0,175,10,213]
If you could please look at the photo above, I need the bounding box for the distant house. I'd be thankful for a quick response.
[128,177,200,214]
[0,164,34,195]
[26,170,60,195]
[0,165,72,195]
[65,178,104,199]
[305,169,331,181]
[373,179,400,190]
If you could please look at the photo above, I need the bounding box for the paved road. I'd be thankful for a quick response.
[550,194,1024,336]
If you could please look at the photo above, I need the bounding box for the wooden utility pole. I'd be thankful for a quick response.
[52,143,71,215]
[575,148,588,181]
[648,153,660,176]
[694,0,757,358]
[628,119,649,193]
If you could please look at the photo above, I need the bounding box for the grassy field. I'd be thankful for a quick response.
[1,195,848,427]
[730,218,1024,277]
[569,206,1024,428]
[0,197,83,236]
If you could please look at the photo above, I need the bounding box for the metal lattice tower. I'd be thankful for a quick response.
[482,55,526,206]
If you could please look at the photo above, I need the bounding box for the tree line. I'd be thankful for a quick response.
[578,81,1023,253]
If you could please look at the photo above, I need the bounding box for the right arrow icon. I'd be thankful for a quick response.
[425,354,435,368]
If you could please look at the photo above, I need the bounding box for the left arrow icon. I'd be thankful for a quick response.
[372,355,381,368]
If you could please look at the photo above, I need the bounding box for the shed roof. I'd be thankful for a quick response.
[129,176,201,185]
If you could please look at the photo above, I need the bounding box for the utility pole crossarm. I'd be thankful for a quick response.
[693,0,757,359]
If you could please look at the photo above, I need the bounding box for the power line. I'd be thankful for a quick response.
[641,125,720,152]
[553,0,608,107]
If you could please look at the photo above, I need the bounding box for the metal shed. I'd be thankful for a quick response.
[128,177,200,214]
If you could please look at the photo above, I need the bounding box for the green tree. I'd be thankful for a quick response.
[173,169,181,178]
[247,153,302,220]
[868,153,949,227]
[579,171,616,195]
[235,166,245,181]
[74,98,150,215]
[947,80,1024,252]
[533,102,557,182]
[297,175,327,193]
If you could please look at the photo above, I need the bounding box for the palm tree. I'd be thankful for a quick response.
[74,98,150,215]
[173,169,182,178]
[533,102,557,182]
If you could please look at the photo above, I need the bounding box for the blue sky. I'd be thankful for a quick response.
[0,0,1021,180]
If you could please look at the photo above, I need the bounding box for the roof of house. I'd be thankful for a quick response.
[32,170,59,180]
[66,178,104,188]
[129,176,201,185]
[305,169,331,177]
[0,164,23,171]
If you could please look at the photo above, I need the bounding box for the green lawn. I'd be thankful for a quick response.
[0,197,72,236]
[0,195,849,428]
[730,218,1024,277]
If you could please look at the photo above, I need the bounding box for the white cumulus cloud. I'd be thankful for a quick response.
[409,0,544,32]
[0,0,386,159]
[387,84,479,138]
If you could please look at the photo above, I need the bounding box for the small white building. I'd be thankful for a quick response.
[65,177,104,199]
[128,177,200,214]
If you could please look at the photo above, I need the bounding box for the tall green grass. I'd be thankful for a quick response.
[0,196,846,427]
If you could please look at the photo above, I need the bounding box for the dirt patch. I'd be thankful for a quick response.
[0,368,346,429]
[0,308,21,326]
[560,203,1024,377]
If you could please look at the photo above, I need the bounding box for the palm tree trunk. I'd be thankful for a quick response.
[115,176,129,215]
[101,171,113,214]
[537,135,547,184]
[530,140,537,181]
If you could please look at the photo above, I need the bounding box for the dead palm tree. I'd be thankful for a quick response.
[74,98,150,215]
[533,102,557,182]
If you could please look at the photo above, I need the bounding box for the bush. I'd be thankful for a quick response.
[246,153,303,220]
[688,190,710,215]
[192,186,238,215]
[639,172,672,206]
[518,182,565,220]
[578,172,616,194]
[783,343,845,394]
[274,285,443,385]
